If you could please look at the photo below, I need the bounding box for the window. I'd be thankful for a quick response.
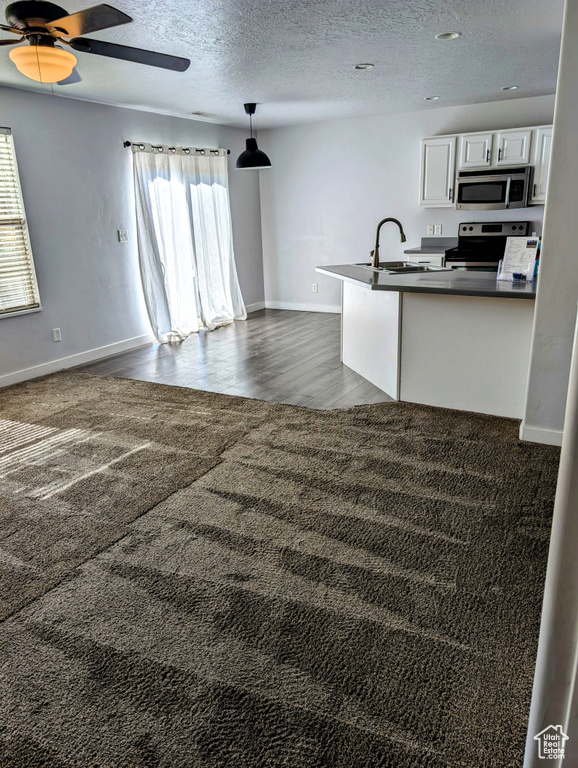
[0,128,40,317]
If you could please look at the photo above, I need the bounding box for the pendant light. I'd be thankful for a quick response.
[236,103,272,170]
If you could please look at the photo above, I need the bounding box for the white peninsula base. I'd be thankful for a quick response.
[341,281,535,419]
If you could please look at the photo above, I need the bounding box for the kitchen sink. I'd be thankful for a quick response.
[355,261,450,274]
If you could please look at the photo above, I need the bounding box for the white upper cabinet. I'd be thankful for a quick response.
[420,124,552,207]
[457,128,532,169]
[530,126,553,204]
[458,133,493,169]
[419,137,456,207]
[495,128,532,165]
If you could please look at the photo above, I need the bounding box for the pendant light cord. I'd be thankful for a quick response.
[249,113,253,139]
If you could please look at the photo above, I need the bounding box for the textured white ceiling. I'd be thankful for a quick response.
[0,0,565,127]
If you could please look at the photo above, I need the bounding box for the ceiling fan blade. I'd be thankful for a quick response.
[69,38,190,72]
[0,24,24,34]
[48,4,132,38]
[0,38,18,45]
[57,68,82,85]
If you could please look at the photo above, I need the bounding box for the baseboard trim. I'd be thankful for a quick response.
[519,422,563,447]
[245,301,266,313]
[265,301,341,313]
[0,333,155,389]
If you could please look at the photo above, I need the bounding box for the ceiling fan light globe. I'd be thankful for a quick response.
[236,137,272,170]
[9,45,77,83]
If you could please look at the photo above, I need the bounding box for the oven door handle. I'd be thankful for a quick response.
[504,176,512,209]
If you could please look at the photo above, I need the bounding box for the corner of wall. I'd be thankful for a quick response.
[519,421,564,446]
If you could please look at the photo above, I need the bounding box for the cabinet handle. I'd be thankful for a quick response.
[486,149,490,162]
[449,187,453,200]
[533,184,537,198]
[498,148,502,161]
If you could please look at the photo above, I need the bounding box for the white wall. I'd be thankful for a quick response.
[259,95,555,312]
[521,0,578,446]
[522,7,578,744]
[0,87,264,384]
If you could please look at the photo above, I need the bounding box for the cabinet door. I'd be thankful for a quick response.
[419,137,456,207]
[495,129,532,165]
[530,126,553,204]
[458,133,493,169]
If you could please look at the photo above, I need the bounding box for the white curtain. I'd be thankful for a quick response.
[186,154,246,331]
[133,149,246,342]
[133,151,198,342]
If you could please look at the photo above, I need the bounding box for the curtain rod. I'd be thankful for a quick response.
[123,140,230,155]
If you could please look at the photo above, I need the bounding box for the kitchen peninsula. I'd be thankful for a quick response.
[316,265,536,419]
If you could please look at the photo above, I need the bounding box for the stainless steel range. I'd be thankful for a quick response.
[444,221,530,271]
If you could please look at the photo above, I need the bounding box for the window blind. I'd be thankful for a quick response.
[0,129,40,316]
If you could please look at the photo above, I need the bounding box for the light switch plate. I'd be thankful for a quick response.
[118,229,129,243]
[426,225,434,235]
[434,224,442,235]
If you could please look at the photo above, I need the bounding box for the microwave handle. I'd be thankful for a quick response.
[505,176,511,209]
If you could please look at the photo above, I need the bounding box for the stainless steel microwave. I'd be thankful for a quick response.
[455,166,531,210]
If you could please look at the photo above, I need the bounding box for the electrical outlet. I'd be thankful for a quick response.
[426,225,434,235]
[117,229,129,243]
[434,224,443,235]
[312,283,318,293]
[52,328,62,342]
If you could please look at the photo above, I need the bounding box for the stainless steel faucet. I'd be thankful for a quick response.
[370,218,407,268]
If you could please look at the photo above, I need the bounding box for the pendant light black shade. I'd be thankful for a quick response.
[236,138,272,169]
[236,103,272,170]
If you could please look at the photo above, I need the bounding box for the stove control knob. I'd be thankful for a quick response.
[469,226,473,231]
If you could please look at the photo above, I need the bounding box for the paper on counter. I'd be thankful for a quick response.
[498,237,540,282]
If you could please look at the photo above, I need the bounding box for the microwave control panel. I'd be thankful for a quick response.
[510,180,527,203]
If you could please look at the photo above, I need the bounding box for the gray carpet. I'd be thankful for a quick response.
[0,371,560,767]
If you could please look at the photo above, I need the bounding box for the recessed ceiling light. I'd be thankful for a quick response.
[435,32,461,40]
[424,96,441,101]
[354,63,374,70]
[501,85,520,91]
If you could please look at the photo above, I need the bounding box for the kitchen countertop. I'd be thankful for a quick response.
[315,264,537,300]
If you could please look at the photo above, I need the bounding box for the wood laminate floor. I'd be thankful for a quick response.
[79,309,392,409]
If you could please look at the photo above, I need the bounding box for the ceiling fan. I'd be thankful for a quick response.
[0,1,190,84]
